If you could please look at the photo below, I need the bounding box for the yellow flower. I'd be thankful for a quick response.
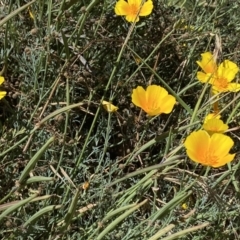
[101,100,118,112]
[134,56,141,64]
[203,113,221,124]
[196,52,217,83]
[184,130,235,168]
[197,52,240,93]
[181,203,188,210]
[28,7,35,20]
[114,0,153,23]
[211,60,240,93]
[203,118,228,135]
[0,76,6,100]
[131,85,176,116]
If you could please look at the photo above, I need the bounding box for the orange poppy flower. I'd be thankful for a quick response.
[131,85,176,116]
[203,118,228,135]
[114,0,153,22]
[212,60,240,93]
[196,52,240,93]
[203,113,221,124]
[196,52,217,83]
[184,130,235,168]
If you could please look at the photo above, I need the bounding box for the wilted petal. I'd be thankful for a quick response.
[102,100,118,113]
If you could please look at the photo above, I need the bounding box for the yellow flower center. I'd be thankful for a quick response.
[146,99,160,112]
[201,151,218,166]
[129,4,140,16]
[213,76,228,90]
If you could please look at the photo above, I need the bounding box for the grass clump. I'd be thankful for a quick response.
[0,0,240,239]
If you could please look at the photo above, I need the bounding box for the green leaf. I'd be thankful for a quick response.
[0,194,37,223]
[18,136,55,184]
[23,205,62,227]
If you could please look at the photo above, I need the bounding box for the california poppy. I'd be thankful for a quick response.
[184,130,235,168]
[131,85,176,116]
[114,0,153,22]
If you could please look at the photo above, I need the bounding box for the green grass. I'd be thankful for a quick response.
[1,0,240,239]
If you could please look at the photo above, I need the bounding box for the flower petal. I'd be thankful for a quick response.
[204,113,221,124]
[217,60,239,82]
[197,72,213,83]
[146,85,166,106]
[211,153,235,167]
[146,85,175,116]
[209,133,234,158]
[139,0,153,16]
[159,95,176,114]
[211,87,219,95]
[147,107,162,116]
[197,52,217,74]
[126,14,140,22]
[203,118,228,134]
[114,0,130,16]
[128,0,141,4]
[131,86,147,109]
[0,91,6,100]
[0,76,5,85]
[184,130,210,164]
[226,83,240,92]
